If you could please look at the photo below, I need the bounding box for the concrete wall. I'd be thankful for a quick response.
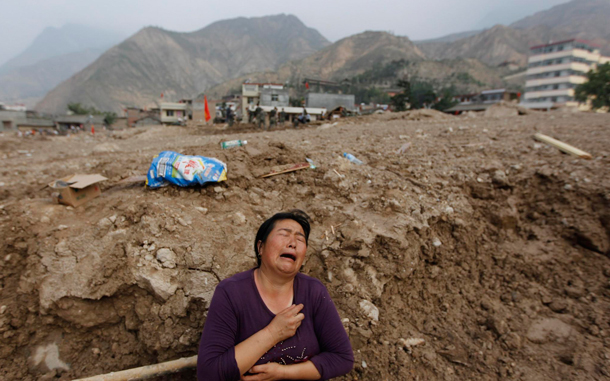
[306,93,355,111]
[0,110,26,131]
[260,88,289,108]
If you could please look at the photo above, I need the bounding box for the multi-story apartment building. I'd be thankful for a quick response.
[523,39,609,106]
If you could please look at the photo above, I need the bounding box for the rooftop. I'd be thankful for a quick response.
[530,38,600,50]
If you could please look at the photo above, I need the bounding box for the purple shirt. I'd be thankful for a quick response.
[197,268,353,381]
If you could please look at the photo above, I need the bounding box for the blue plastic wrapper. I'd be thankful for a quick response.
[146,151,227,188]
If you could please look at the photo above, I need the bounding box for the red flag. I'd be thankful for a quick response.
[161,92,164,98]
[204,95,211,122]
[305,82,310,89]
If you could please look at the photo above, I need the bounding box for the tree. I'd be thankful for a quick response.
[575,63,610,109]
[390,79,411,111]
[103,112,117,126]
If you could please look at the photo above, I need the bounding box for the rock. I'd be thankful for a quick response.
[108,215,117,223]
[195,207,208,214]
[97,217,113,229]
[32,343,70,371]
[487,316,509,336]
[134,267,178,300]
[526,318,572,344]
[213,187,224,193]
[40,216,51,224]
[399,337,425,350]
[147,244,156,252]
[549,298,568,313]
[432,237,442,247]
[359,300,379,321]
[0,305,6,314]
[156,248,177,268]
[233,212,247,225]
[503,332,521,350]
[492,170,509,187]
[92,143,120,153]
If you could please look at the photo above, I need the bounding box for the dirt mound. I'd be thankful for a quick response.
[485,101,530,117]
[1,112,609,380]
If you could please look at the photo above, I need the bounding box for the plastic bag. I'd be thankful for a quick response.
[146,151,227,188]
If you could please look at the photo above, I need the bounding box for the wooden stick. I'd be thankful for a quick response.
[72,355,197,381]
[534,133,592,160]
[260,162,311,178]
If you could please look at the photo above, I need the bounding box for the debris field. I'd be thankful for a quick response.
[0,109,609,380]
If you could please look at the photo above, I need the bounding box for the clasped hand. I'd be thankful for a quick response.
[241,304,305,380]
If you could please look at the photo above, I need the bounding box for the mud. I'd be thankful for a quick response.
[0,110,609,380]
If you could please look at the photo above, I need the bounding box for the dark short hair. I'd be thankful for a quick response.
[254,209,311,266]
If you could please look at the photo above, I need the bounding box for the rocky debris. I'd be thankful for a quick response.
[1,112,609,380]
[359,300,379,321]
[156,248,177,269]
[526,318,573,344]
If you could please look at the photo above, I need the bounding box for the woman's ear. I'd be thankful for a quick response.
[257,240,263,255]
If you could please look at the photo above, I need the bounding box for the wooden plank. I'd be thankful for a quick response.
[534,133,592,160]
[72,355,197,381]
[260,162,311,178]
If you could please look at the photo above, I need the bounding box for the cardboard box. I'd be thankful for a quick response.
[48,174,108,207]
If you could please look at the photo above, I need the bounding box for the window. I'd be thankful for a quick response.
[247,97,254,104]
[167,110,174,117]
[271,94,279,102]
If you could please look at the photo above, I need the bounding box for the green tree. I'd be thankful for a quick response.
[575,63,610,109]
[391,79,411,111]
[103,112,117,126]
[432,87,459,111]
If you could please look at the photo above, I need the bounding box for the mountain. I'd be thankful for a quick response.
[35,14,329,114]
[0,24,124,108]
[202,32,505,100]
[0,24,123,73]
[275,31,426,82]
[511,0,610,52]
[416,0,610,66]
[416,25,567,66]
[414,30,483,44]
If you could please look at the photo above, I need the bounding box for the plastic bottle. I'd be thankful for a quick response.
[221,140,247,149]
[343,152,363,165]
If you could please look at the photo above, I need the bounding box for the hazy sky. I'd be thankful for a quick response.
[0,0,569,65]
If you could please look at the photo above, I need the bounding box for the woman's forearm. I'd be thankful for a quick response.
[283,361,321,380]
[234,326,277,375]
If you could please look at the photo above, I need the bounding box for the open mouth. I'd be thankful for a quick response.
[280,253,296,261]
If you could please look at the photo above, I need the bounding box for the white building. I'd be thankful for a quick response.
[159,102,188,124]
[523,39,610,107]
[241,83,289,117]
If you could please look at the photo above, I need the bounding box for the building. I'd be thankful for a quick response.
[55,115,105,132]
[523,39,610,107]
[445,89,520,114]
[159,102,188,125]
[241,83,288,117]
[305,93,356,112]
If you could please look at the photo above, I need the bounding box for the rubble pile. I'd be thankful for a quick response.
[0,111,609,380]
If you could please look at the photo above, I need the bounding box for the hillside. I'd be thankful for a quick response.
[417,0,610,65]
[0,24,124,107]
[35,15,329,114]
[0,24,123,74]
[511,0,610,53]
[416,25,564,66]
[203,32,508,101]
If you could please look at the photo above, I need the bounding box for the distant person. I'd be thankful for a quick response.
[247,106,255,124]
[269,107,278,128]
[257,108,266,130]
[226,106,234,127]
[279,108,286,126]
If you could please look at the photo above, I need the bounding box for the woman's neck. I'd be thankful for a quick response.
[255,266,294,296]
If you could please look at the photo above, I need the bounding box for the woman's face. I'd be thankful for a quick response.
[258,219,307,277]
